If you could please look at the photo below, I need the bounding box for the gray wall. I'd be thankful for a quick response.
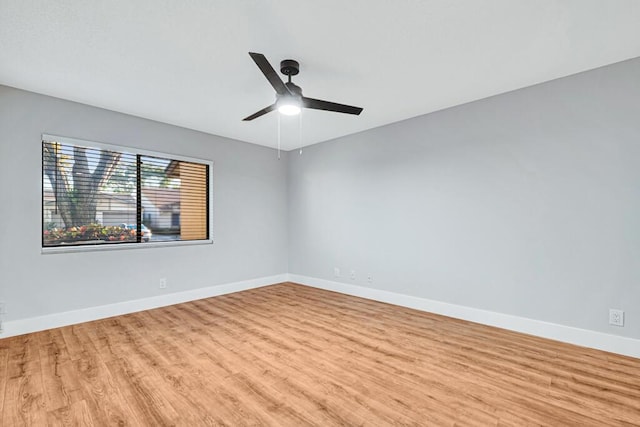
[3,56,640,341]
[0,85,288,322]
[288,57,640,339]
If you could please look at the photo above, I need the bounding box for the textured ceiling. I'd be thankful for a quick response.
[2,1,640,150]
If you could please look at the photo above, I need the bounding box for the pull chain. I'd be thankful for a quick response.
[299,109,303,155]
[277,112,281,160]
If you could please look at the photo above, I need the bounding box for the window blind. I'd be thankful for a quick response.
[42,137,210,248]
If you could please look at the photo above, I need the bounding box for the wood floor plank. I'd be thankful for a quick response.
[0,337,11,417]
[1,282,639,426]
[37,329,76,413]
[46,399,96,427]
[2,335,48,426]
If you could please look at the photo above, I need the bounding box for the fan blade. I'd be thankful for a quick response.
[249,52,290,96]
[243,104,276,121]
[302,97,363,115]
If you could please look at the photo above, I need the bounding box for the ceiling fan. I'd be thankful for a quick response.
[243,52,363,121]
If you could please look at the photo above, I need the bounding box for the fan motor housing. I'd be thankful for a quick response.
[285,82,302,96]
[280,59,299,76]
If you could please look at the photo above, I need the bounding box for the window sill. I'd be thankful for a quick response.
[41,239,213,254]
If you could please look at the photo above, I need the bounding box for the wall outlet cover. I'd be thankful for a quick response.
[609,309,624,327]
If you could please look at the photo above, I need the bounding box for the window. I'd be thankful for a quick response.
[42,135,211,250]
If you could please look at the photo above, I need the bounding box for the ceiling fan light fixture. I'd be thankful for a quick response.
[277,97,301,116]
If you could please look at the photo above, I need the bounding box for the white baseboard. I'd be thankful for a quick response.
[288,274,640,359]
[4,273,638,359]
[0,274,288,338]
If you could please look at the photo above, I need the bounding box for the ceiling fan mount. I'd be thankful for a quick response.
[280,59,299,77]
[243,52,363,121]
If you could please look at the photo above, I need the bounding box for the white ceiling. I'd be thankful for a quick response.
[2,1,640,151]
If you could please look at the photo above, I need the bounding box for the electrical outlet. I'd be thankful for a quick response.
[350,270,356,280]
[367,274,373,284]
[334,268,341,277]
[159,278,167,289]
[0,302,5,315]
[609,309,624,327]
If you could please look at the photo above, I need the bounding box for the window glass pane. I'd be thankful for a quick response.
[42,140,138,246]
[141,156,209,242]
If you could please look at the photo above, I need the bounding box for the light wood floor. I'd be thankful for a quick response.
[1,283,639,426]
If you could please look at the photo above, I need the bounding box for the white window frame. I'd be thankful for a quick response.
[41,134,214,254]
